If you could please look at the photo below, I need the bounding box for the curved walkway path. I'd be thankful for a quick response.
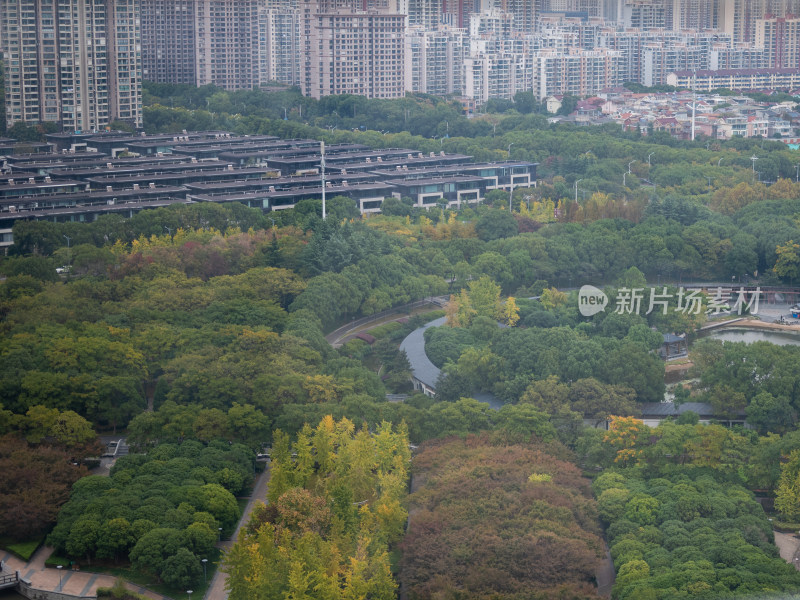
[325,297,446,348]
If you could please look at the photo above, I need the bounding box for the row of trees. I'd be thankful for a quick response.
[594,466,800,599]
[0,406,100,540]
[400,433,605,599]
[48,440,246,588]
[223,417,410,599]
[690,338,800,434]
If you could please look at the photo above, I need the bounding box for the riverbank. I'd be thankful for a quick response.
[729,318,800,333]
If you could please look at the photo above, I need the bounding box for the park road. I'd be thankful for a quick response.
[204,461,271,600]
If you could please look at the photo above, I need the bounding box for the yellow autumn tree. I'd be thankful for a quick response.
[502,296,520,326]
[445,289,477,327]
[540,287,568,310]
[604,415,648,466]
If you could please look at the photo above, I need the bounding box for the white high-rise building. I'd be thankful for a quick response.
[405,25,468,94]
[1,0,143,131]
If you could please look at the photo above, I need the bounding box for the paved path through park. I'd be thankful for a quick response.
[774,531,800,570]
[204,462,272,600]
[0,545,165,599]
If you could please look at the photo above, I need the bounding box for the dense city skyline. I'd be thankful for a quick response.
[4,0,800,131]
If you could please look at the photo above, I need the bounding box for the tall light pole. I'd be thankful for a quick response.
[320,141,326,220]
[795,164,799,182]
[201,559,208,584]
[751,155,758,173]
[628,160,635,174]
[648,152,654,166]
[63,234,71,248]
[508,143,515,211]
[575,179,582,203]
[218,527,222,542]
[57,565,63,591]
[718,157,724,167]
[281,107,287,120]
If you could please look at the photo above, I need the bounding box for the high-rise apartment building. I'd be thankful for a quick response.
[300,0,406,99]
[1,0,142,131]
[140,0,197,84]
[257,6,302,86]
[408,0,442,29]
[141,0,274,90]
[622,1,667,30]
[303,4,406,98]
[194,0,259,89]
[757,16,800,68]
[405,25,468,94]
[718,0,765,43]
[670,0,718,30]
[533,48,622,99]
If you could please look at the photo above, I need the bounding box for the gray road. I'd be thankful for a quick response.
[204,462,271,600]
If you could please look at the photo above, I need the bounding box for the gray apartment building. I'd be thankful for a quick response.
[1,0,142,131]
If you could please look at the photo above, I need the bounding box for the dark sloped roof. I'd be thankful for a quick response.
[662,333,686,344]
[639,401,742,418]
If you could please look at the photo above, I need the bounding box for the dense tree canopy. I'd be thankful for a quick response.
[400,434,604,599]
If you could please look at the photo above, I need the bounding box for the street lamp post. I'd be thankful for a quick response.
[63,234,71,248]
[218,527,223,542]
[718,157,724,167]
[57,565,63,591]
[282,107,287,120]
[201,558,208,584]
[320,141,326,220]
[187,591,192,599]
[648,152,654,166]
[628,160,635,174]
[795,164,799,183]
[751,154,759,173]
[574,179,582,203]
[507,144,515,211]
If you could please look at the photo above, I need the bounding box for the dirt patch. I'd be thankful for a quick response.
[665,361,693,373]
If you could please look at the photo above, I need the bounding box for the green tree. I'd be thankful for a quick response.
[475,209,518,241]
[775,240,800,282]
[66,518,101,563]
[160,547,202,589]
[96,518,135,563]
[776,450,800,520]
[467,276,502,319]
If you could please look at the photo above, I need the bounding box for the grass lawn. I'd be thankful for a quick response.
[236,497,249,517]
[1,538,42,561]
[45,555,70,568]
